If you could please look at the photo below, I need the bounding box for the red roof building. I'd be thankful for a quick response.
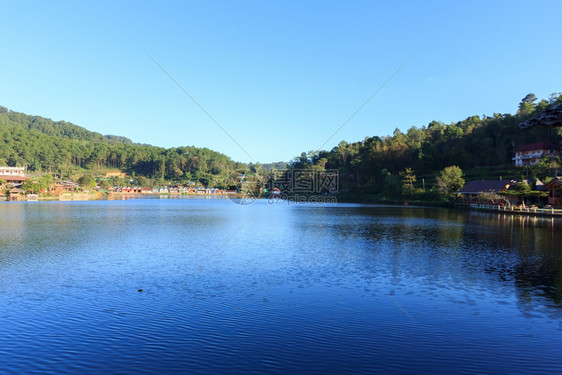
[512,142,559,166]
[0,166,27,184]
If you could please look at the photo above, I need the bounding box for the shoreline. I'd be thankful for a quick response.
[460,202,562,217]
[3,193,562,219]
[1,191,245,202]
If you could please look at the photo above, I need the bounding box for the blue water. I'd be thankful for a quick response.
[1,198,561,374]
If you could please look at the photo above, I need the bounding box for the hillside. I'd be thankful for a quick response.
[288,93,562,200]
[0,106,243,187]
[1,93,561,193]
[0,106,133,144]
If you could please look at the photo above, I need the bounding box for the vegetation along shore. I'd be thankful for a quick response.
[1,93,562,209]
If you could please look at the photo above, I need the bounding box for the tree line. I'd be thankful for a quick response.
[285,93,562,202]
[1,93,561,197]
[0,106,245,187]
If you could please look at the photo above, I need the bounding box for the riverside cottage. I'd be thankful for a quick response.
[51,180,79,195]
[9,187,26,201]
[458,180,515,202]
[545,177,562,208]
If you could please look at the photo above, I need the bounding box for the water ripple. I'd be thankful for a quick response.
[1,201,562,373]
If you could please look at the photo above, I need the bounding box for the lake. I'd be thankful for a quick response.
[1,198,562,374]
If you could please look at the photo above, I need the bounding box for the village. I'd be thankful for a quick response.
[1,142,562,212]
[456,141,562,211]
[0,167,231,201]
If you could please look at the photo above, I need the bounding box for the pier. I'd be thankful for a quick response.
[468,203,562,217]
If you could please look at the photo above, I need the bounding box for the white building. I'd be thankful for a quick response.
[0,166,26,183]
[512,142,559,166]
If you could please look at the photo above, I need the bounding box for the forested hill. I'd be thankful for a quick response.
[0,106,243,186]
[290,93,562,197]
[0,106,133,144]
[1,93,561,191]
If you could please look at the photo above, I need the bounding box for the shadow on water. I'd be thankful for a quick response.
[293,205,562,317]
[465,211,562,308]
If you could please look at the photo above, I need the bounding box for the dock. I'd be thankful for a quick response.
[467,203,562,217]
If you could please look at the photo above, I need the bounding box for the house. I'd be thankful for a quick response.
[512,142,559,166]
[535,178,546,191]
[120,187,142,193]
[206,188,220,194]
[545,177,562,208]
[51,180,79,195]
[458,180,515,201]
[0,166,27,184]
[9,187,26,201]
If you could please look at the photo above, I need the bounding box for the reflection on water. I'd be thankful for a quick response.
[466,211,562,311]
[296,206,562,315]
[1,200,562,374]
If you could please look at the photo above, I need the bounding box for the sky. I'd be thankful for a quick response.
[1,1,561,164]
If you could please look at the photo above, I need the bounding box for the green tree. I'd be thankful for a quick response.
[513,181,531,206]
[135,175,147,187]
[382,173,401,199]
[436,165,465,195]
[22,179,40,194]
[399,168,416,198]
[98,179,110,190]
[548,92,562,105]
[78,175,97,190]
[476,192,503,204]
[501,181,547,207]
[38,174,54,191]
[531,156,558,177]
[518,93,537,116]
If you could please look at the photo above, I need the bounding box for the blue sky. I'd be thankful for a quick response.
[1,1,560,163]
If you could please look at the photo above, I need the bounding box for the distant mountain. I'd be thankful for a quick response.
[0,106,132,144]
